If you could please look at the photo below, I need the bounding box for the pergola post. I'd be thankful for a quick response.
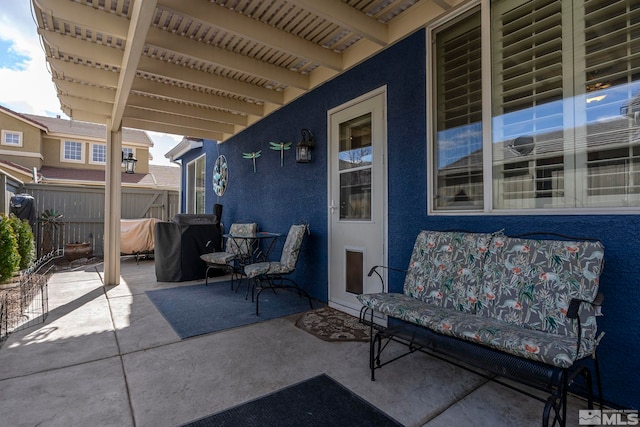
[104,126,122,286]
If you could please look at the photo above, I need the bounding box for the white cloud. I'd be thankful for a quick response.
[147,132,183,166]
[0,3,184,166]
[0,2,64,117]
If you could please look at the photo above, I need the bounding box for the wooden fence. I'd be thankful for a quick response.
[22,184,179,257]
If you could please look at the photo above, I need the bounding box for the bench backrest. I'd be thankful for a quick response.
[403,231,494,313]
[478,236,604,340]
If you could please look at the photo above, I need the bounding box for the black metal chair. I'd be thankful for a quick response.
[243,224,312,315]
[200,222,257,288]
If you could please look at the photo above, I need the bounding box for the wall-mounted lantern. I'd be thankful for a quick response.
[296,129,314,163]
[122,151,137,174]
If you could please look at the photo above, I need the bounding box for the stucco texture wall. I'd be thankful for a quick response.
[188,30,638,410]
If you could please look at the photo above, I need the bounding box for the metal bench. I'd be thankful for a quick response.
[358,230,605,427]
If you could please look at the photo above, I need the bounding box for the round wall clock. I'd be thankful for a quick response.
[213,155,228,196]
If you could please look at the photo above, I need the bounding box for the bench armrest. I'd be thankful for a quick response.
[367,265,407,292]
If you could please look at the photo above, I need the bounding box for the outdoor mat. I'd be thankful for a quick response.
[146,281,312,339]
[180,374,402,427]
[295,306,371,342]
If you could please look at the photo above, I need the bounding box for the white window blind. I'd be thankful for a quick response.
[491,0,567,209]
[583,0,640,206]
[431,0,640,212]
[433,11,483,210]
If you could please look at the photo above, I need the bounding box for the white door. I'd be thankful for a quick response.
[328,88,387,318]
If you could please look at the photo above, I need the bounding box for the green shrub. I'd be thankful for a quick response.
[9,214,35,270]
[0,214,19,282]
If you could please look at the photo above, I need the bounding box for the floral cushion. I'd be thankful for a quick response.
[479,237,604,344]
[358,292,593,367]
[280,224,307,270]
[200,252,236,265]
[358,231,605,369]
[226,222,258,256]
[402,231,493,313]
[244,261,291,279]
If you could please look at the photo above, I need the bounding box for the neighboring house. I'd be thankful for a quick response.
[0,105,179,190]
[166,2,640,410]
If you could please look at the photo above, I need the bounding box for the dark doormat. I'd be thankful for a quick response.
[180,374,402,427]
[146,281,312,339]
[295,306,371,342]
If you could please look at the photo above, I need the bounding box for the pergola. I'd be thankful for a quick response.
[31,0,461,285]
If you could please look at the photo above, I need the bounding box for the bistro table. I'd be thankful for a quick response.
[222,231,282,296]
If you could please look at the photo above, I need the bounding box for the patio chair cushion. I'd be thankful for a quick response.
[200,251,236,265]
[200,222,258,267]
[244,262,292,279]
[225,222,258,257]
[280,224,307,270]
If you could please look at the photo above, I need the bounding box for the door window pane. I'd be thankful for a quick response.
[339,113,372,170]
[339,113,372,220]
[340,170,371,220]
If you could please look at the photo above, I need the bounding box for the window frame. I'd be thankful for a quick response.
[1,130,23,147]
[427,0,640,215]
[61,140,85,164]
[186,154,206,214]
[90,143,107,165]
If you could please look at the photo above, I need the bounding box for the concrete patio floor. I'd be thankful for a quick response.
[0,258,592,426]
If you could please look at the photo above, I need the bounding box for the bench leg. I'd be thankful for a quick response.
[359,307,381,381]
[594,352,604,411]
[543,368,570,427]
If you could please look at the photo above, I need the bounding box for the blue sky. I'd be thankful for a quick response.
[0,2,180,166]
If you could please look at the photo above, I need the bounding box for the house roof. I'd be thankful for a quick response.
[164,137,204,162]
[148,164,180,188]
[0,159,40,182]
[31,0,463,142]
[0,105,49,132]
[22,113,153,146]
[38,164,179,189]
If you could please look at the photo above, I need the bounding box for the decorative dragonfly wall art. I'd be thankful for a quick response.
[242,151,261,173]
[269,142,292,167]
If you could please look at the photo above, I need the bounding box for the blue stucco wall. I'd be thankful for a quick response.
[185,30,638,409]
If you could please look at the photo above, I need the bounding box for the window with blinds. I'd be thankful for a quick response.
[583,0,640,206]
[491,0,568,208]
[430,0,640,211]
[433,11,483,210]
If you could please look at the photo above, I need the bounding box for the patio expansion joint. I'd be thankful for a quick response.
[416,376,492,425]
[103,285,138,427]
